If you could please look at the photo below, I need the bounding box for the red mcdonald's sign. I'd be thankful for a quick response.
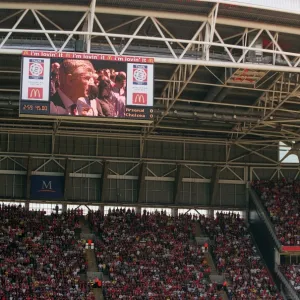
[28,87,43,99]
[132,93,147,105]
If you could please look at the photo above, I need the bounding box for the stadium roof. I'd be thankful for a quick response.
[0,0,300,147]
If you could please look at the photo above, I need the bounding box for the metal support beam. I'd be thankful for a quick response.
[236,143,278,164]
[87,0,96,53]
[0,3,298,72]
[35,10,71,37]
[119,16,148,55]
[208,4,219,45]
[179,21,207,59]
[100,161,109,202]
[202,69,234,106]
[31,9,56,51]
[1,3,300,147]
[2,47,299,72]
[146,64,199,137]
[265,30,292,67]
[94,16,118,55]
[59,12,88,52]
[173,164,184,204]
[0,10,23,26]
[151,17,177,59]
[236,82,300,141]
[0,2,299,36]
[0,30,296,59]
[228,144,272,163]
[237,29,263,63]
[26,156,32,200]
[136,163,146,203]
[0,9,28,49]
[210,165,220,205]
[64,158,71,201]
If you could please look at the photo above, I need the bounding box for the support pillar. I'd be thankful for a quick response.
[86,0,96,53]
[210,165,220,205]
[137,163,146,202]
[25,202,30,210]
[245,181,250,223]
[173,164,184,204]
[208,209,214,218]
[26,156,33,200]
[64,158,71,201]
[100,161,109,202]
[99,204,105,214]
[172,208,178,217]
[62,204,67,213]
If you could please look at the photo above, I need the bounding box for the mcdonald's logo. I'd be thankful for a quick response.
[28,87,43,99]
[132,93,147,105]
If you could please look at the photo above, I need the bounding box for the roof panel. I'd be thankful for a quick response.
[8,0,90,4]
[0,1,300,143]
[218,6,300,28]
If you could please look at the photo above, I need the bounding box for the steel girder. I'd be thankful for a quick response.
[0,2,299,70]
[0,1,299,144]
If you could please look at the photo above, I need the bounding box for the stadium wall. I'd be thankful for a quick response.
[0,133,281,206]
[0,133,278,162]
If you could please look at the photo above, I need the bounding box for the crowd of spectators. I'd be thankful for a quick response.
[281,264,300,296]
[251,179,300,246]
[199,212,282,300]
[1,196,293,299]
[0,204,94,300]
[252,179,300,297]
[89,208,222,299]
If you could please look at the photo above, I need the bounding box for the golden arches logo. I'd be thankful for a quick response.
[28,88,42,99]
[133,93,147,105]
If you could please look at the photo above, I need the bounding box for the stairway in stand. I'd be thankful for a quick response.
[195,221,229,300]
[195,220,203,237]
[79,217,104,300]
[204,251,218,275]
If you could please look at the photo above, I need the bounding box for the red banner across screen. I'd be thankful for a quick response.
[22,50,154,64]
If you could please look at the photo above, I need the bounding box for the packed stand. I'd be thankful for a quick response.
[199,212,282,300]
[0,204,94,300]
[251,179,300,246]
[89,208,222,299]
[252,180,300,297]
[280,264,300,296]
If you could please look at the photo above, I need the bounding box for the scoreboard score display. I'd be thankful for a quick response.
[19,51,154,122]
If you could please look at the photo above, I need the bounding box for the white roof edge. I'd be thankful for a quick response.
[201,0,300,15]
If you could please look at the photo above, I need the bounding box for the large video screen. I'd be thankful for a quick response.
[19,51,154,121]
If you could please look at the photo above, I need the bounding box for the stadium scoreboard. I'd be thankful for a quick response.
[19,50,154,122]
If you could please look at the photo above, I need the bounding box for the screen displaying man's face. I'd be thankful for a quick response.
[19,52,154,120]
[70,69,94,99]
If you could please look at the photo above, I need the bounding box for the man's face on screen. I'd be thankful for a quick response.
[71,70,94,99]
